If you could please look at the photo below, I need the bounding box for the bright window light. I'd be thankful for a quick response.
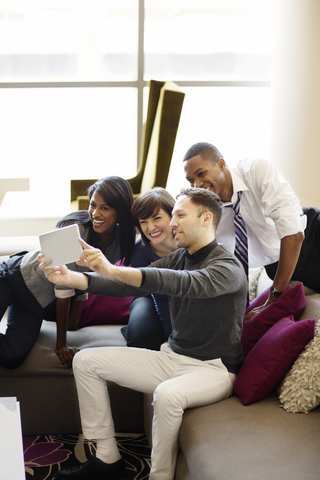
[0,87,137,218]
[0,0,275,221]
[145,0,275,80]
[167,86,272,198]
[0,0,138,81]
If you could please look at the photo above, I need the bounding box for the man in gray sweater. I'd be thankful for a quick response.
[39,188,247,480]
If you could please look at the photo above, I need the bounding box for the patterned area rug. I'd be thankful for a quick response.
[23,433,151,480]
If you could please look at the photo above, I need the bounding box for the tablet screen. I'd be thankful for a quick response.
[39,224,83,268]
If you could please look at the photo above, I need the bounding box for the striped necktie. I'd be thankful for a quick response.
[231,191,248,278]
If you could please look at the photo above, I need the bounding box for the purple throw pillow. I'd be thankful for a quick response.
[234,316,316,406]
[242,283,306,356]
[78,293,133,327]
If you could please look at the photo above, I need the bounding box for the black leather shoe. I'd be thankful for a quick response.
[54,456,127,480]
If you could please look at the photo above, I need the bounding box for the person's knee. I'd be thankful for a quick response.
[153,382,185,415]
[0,334,29,369]
[73,348,93,376]
[127,297,164,350]
[0,350,26,369]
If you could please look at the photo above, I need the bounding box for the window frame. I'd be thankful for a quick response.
[0,0,270,169]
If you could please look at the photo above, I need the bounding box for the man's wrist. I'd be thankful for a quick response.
[270,284,285,297]
[69,271,88,290]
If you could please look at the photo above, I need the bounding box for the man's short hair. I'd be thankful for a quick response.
[183,142,223,164]
[177,187,222,229]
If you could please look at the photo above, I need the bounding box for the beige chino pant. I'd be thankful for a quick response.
[73,343,236,480]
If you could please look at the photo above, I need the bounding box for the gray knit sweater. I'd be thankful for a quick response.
[86,240,247,373]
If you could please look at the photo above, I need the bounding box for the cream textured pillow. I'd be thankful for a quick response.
[248,267,264,302]
[278,319,320,413]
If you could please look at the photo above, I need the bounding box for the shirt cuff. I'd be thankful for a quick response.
[54,287,75,299]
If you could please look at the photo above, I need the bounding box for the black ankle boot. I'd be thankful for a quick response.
[54,456,127,480]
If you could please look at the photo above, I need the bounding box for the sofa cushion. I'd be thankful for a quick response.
[0,320,127,377]
[234,316,316,406]
[0,319,144,435]
[176,392,320,480]
[279,319,320,413]
[242,283,306,356]
[298,293,320,321]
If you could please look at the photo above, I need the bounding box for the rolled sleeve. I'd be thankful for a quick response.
[224,158,306,267]
[250,158,305,238]
[273,206,307,239]
[54,286,76,299]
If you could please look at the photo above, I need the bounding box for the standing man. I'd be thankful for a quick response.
[39,188,247,480]
[183,142,311,310]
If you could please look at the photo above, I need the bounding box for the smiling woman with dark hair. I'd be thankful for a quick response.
[59,176,136,266]
[0,176,136,370]
[121,187,177,350]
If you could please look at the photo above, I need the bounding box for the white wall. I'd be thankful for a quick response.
[270,0,320,207]
[0,218,59,237]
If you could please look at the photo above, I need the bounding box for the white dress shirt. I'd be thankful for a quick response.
[216,158,306,268]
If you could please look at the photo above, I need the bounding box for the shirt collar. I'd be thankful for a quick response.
[184,239,218,260]
[222,168,249,206]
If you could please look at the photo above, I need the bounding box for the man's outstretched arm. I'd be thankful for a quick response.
[78,239,143,287]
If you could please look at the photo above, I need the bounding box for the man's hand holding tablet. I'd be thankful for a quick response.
[39,224,83,268]
[39,236,142,288]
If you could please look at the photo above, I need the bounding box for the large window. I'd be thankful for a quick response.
[145,0,274,81]
[0,0,275,219]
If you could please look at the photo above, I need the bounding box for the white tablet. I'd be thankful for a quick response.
[39,224,83,268]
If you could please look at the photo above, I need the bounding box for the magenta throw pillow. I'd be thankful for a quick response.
[78,259,133,327]
[244,285,273,316]
[234,315,316,406]
[78,293,133,327]
[242,283,306,356]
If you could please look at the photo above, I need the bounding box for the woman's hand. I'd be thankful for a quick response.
[78,239,114,277]
[55,345,79,370]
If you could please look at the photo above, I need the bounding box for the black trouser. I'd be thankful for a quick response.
[121,296,167,351]
[265,207,320,293]
[0,254,56,369]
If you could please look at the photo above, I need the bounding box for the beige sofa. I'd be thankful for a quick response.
[173,270,320,479]
[1,264,320,479]
[0,320,144,435]
[0,250,144,436]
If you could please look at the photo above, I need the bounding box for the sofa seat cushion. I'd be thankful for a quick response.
[299,293,320,320]
[0,319,144,435]
[0,320,127,376]
[176,392,320,480]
